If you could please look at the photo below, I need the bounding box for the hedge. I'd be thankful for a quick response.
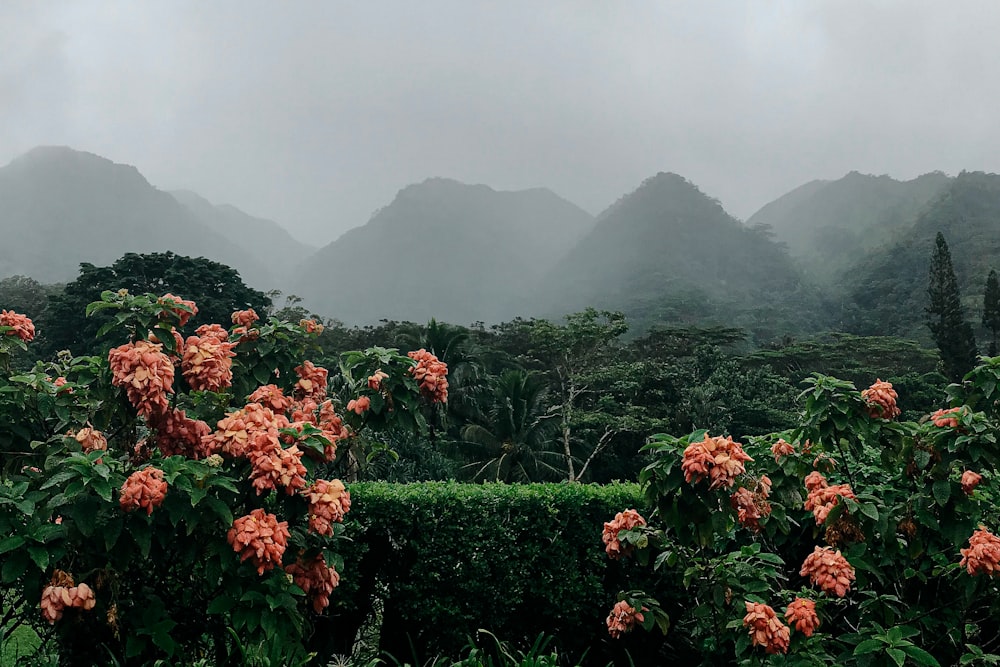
[312,482,671,664]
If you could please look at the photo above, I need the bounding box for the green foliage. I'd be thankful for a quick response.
[983,270,1000,356]
[927,232,978,381]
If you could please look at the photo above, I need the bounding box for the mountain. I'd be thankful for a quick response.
[747,171,951,281]
[840,171,1000,341]
[0,146,274,289]
[170,189,314,287]
[294,178,595,325]
[540,172,826,341]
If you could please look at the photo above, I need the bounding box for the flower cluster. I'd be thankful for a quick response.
[299,319,324,335]
[742,602,790,654]
[681,433,753,489]
[249,444,307,496]
[408,349,449,403]
[347,396,371,415]
[182,325,236,392]
[228,509,290,575]
[249,384,293,413]
[152,408,212,458]
[303,478,351,536]
[231,308,259,328]
[0,309,35,342]
[784,597,820,637]
[294,361,329,401]
[602,508,647,559]
[286,553,341,613]
[73,426,107,454]
[800,546,855,597]
[962,470,983,495]
[368,370,389,390]
[606,600,644,639]
[931,407,962,428]
[119,468,168,515]
[108,340,175,417]
[201,403,289,459]
[862,379,900,420]
[730,476,772,532]
[40,571,95,624]
[770,438,795,462]
[960,527,1000,576]
[803,472,856,525]
[158,293,198,326]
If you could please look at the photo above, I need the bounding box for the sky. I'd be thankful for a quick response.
[3,2,1000,247]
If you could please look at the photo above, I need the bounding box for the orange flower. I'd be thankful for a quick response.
[731,478,773,532]
[960,527,1000,576]
[742,602,790,654]
[73,426,107,454]
[299,319,324,335]
[182,330,236,392]
[1,309,36,342]
[602,509,647,559]
[784,597,820,637]
[52,376,72,393]
[681,433,753,489]
[249,444,308,496]
[347,396,371,415]
[108,340,175,418]
[303,479,351,536]
[39,572,96,624]
[862,379,900,420]
[804,471,827,492]
[962,470,983,496]
[931,407,962,428]
[368,370,389,390]
[286,553,341,613]
[231,308,259,327]
[800,546,855,597]
[201,403,289,459]
[771,438,795,462]
[606,600,644,639]
[158,293,198,326]
[804,481,856,526]
[119,467,168,515]
[152,408,212,458]
[249,384,293,413]
[227,509,290,575]
[408,349,449,403]
[294,361,329,401]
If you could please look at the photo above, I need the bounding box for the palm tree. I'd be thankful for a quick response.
[458,369,561,482]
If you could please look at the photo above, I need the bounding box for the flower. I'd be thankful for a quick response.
[408,349,449,403]
[962,470,983,495]
[249,445,308,496]
[804,478,856,526]
[182,328,236,392]
[119,468,168,515]
[1,309,36,342]
[249,384,293,413]
[784,597,820,637]
[862,379,900,420]
[347,396,371,415]
[108,340,175,418]
[731,477,773,532]
[681,433,753,489]
[286,553,341,613]
[294,361,329,401]
[960,527,1000,576]
[800,546,855,597]
[52,376,72,393]
[158,294,198,326]
[742,602,790,654]
[368,370,389,390]
[200,403,289,459]
[231,308,259,327]
[227,509,290,575]
[299,319,324,335]
[73,426,107,454]
[771,438,795,462]
[931,407,962,428]
[303,479,351,536]
[606,601,644,639]
[152,408,212,458]
[602,509,647,559]
[804,471,827,492]
[39,571,96,624]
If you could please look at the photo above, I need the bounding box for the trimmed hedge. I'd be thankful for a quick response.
[313,482,669,664]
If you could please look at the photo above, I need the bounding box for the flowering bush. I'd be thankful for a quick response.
[606,364,1000,664]
[0,291,440,664]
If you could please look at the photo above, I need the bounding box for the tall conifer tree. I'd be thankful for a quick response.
[926,232,978,380]
[984,269,1000,356]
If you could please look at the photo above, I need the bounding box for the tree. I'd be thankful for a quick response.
[40,252,271,356]
[926,232,978,381]
[983,269,1000,356]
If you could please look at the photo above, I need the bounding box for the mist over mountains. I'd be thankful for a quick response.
[3,145,1000,345]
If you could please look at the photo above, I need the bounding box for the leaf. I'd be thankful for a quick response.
[27,545,49,570]
[932,480,951,506]
[207,595,234,615]
[854,639,886,655]
[0,535,25,555]
[902,645,942,667]
[888,648,906,667]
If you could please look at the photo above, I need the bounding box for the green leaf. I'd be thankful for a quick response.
[27,544,49,570]
[207,596,235,615]
[902,645,942,667]
[887,648,906,667]
[854,639,886,655]
[0,535,25,555]
[2,551,28,583]
[932,480,951,506]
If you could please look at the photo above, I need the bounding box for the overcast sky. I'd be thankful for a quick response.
[3,2,1000,246]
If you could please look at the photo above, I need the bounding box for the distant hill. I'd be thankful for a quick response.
[294,178,595,325]
[840,171,1000,341]
[540,172,827,341]
[747,171,951,282]
[0,146,273,289]
[170,189,314,288]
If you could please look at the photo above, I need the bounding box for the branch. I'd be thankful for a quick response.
[576,426,616,482]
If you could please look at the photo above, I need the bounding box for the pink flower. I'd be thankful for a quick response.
[231,308,259,327]
[606,601,644,639]
[962,470,983,496]
[158,294,198,326]
[347,396,371,415]
[408,349,449,403]
[108,340,175,418]
[294,361,329,401]
[602,509,647,559]
[119,468,168,515]
[0,309,35,342]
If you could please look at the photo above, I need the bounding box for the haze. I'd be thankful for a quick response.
[3,2,1000,245]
